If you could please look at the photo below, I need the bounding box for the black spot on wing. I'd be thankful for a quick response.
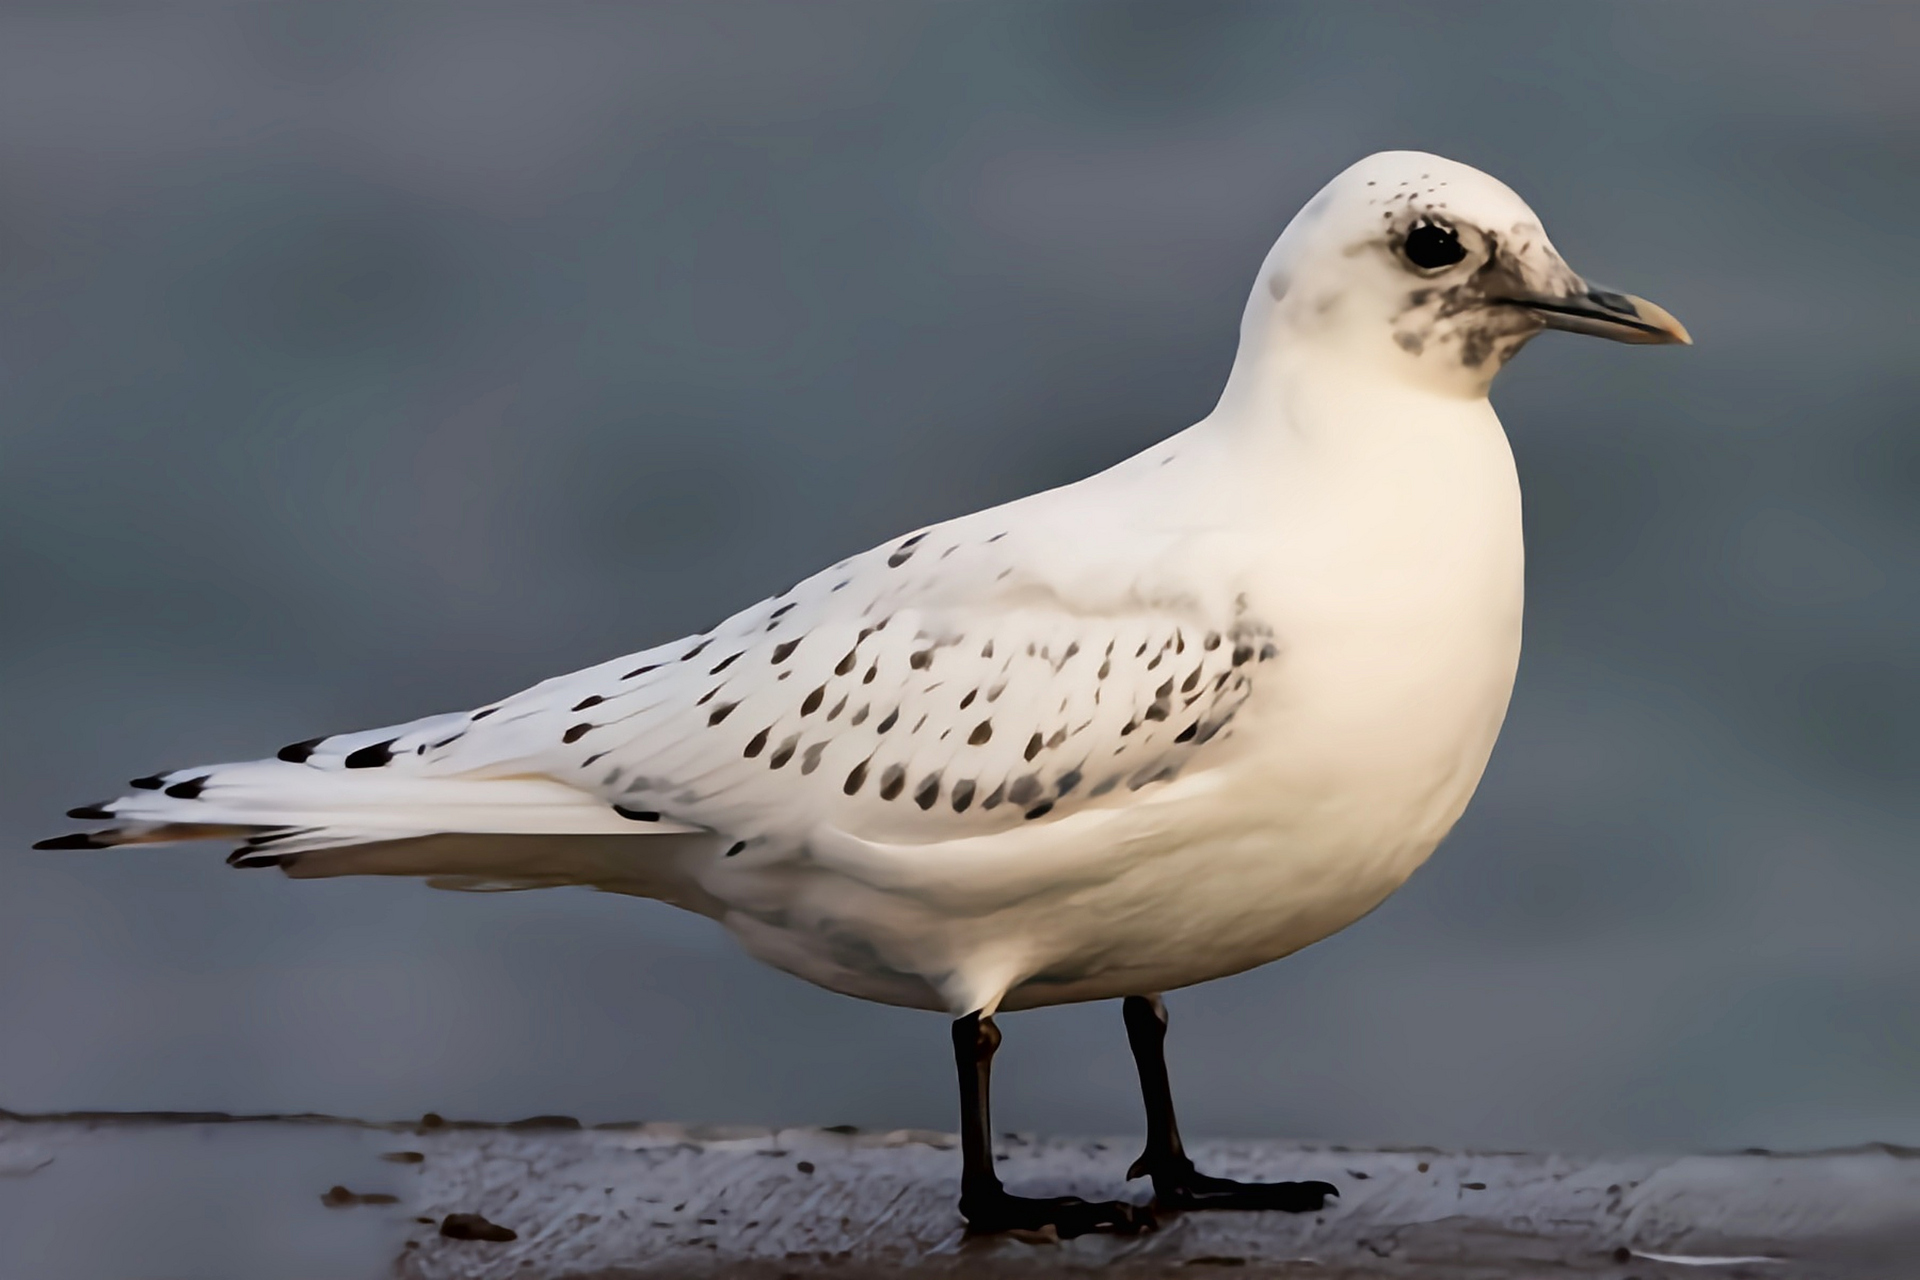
[707,701,739,726]
[158,771,207,802]
[771,638,801,664]
[277,737,324,764]
[344,740,396,769]
[887,531,928,567]
[562,724,593,744]
[768,735,799,769]
[34,833,109,850]
[66,804,113,821]
[878,764,905,801]
[130,775,166,790]
[743,728,769,758]
[165,775,210,799]
[572,695,604,711]
[969,720,993,746]
[614,806,661,822]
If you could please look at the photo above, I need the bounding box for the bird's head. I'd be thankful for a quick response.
[1247,150,1689,398]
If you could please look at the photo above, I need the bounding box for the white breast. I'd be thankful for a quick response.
[708,381,1526,1016]
[1002,391,1523,1008]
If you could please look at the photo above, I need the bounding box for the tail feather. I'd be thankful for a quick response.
[272,830,726,912]
[35,713,704,863]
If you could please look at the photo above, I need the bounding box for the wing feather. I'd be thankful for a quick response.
[417,515,1281,849]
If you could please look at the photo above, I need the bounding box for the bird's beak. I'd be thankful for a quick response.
[1497,283,1692,346]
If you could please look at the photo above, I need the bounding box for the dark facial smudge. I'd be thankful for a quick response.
[1388,225,1566,370]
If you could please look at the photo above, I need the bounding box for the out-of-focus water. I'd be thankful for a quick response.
[3,0,1916,1176]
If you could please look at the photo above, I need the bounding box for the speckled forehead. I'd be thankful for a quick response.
[1360,166,1458,210]
[1353,173,1537,240]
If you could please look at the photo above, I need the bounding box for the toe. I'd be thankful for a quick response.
[1159,1176,1339,1214]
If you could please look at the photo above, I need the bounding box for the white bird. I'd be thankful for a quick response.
[42,150,1688,1237]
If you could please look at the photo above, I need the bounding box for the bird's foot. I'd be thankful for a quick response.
[960,1187,1154,1239]
[1131,1153,1336,1213]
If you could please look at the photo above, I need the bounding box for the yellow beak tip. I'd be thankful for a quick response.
[1635,296,1692,346]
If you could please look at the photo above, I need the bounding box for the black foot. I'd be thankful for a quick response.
[961,1188,1154,1239]
[1135,1156,1337,1213]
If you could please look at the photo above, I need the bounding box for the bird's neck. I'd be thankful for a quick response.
[1215,293,1500,419]
[1204,329,1501,470]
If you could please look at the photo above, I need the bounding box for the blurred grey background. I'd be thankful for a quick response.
[3,1,1917,1162]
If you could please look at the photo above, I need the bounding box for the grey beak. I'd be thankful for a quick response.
[1498,284,1692,345]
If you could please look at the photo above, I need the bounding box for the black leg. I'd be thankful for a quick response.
[1122,994,1337,1213]
[952,1012,1152,1238]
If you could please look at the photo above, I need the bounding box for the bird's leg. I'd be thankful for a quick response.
[1122,994,1338,1213]
[952,1011,1152,1238]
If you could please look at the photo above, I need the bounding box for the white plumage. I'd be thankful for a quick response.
[45,150,1687,1022]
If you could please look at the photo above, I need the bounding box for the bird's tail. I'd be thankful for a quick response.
[36,709,698,870]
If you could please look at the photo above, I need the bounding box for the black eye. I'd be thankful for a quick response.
[1402,220,1466,271]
